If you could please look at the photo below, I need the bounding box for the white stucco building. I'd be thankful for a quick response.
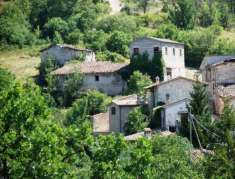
[40,44,96,65]
[51,61,128,96]
[145,76,205,131]
[130,37,185,80]
[145,76,199,109]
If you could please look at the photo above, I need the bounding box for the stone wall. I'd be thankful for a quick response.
[41,45,96,65]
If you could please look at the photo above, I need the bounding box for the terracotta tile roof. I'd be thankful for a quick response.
[51,61,129,75]
[40,44,93,52]
[112,94,143,106]
[92,112,109,133]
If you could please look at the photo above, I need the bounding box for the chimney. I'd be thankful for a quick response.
[144,128,152,139]
[155,76,160,84]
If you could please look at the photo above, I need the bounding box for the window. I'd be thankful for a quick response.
[166,68,172,79]
[133,48,139,55]
[169,126,176,132]
[165,47,168,55]
[179,49,182,56]
[173,48,175,56]
[95,75,99,81]
[111,107,116,115]
[153,47,160,55]
[166,93,170,101]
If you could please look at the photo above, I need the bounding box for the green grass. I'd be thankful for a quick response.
[0,45,47,80]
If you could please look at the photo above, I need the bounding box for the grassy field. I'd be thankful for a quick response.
[0,46,44,80]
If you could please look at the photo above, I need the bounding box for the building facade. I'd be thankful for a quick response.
[146,77,198,109]
[109,94,144,133]
[40,44,96,65]
[51,61,128,96]
[130,37,185,80]
[145,77,204,131]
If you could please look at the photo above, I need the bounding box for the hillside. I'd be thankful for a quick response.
[0,48,41,79]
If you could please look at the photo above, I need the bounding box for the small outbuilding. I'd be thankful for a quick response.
[40,44,96,65]
[109,94,147,133]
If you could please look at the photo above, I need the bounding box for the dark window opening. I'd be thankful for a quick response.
[166,93,170,101]
[154,47,160,54]
[95,75,99,81]
[111,107,116,115]
[169,126,176,132]
[173,48,175,56]
[133,48,139,55]
[165,47,168,55]
[166,68,172,79]
[180,49,182,56]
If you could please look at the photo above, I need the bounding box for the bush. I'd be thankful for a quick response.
[106,31,133,57]
[127,71,152,96]
[66,90,112,125]
[124,107,149,135]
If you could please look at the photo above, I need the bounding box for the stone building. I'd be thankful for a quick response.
[51,61,128,96]
[145,76,200,109]
[200,55,235,114]
[130,37,185,80]
[40,44,96,65]
[200,56,235,95]
[145,76,205,131]
[109,94,147,133]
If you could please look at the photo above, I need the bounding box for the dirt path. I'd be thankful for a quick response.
[108,0,122,14]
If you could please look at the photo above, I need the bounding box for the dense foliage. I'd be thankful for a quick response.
[127,71,152,96]
[0,0,234,67]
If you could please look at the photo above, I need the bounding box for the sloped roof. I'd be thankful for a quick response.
[145,76,206,89]
[112,94,141,106]
[51,61,129,75]
[132,37,184,45]
[200,55,235,70]
[92,112,109,133]
[40,44,93,52]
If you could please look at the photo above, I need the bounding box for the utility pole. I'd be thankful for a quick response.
[188,108,192,144]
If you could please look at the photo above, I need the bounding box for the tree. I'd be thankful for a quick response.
[151,135,203,178]
[204,105,235,178]
[66,90,112,125]
[151,52,164,81]
[44,17,68,40]
[187,82,212,147]
[106,31,133,57]
[127,71,152,96]
[91,134,128,178]
[167,0,196,29]
[124,107,149,135]
[136,0,154,13]
[38,57,59,86]
[0,69,74,178]
[0,2,36,47]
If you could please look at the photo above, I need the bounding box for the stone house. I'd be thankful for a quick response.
[109,94,147,133]
[40,44,96,65]
[130,37,185,80]
[145,76,200,109]
[200,55,235,114]
[160,98,189,131]
[51,61,128,96]
[145,76,205,131]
